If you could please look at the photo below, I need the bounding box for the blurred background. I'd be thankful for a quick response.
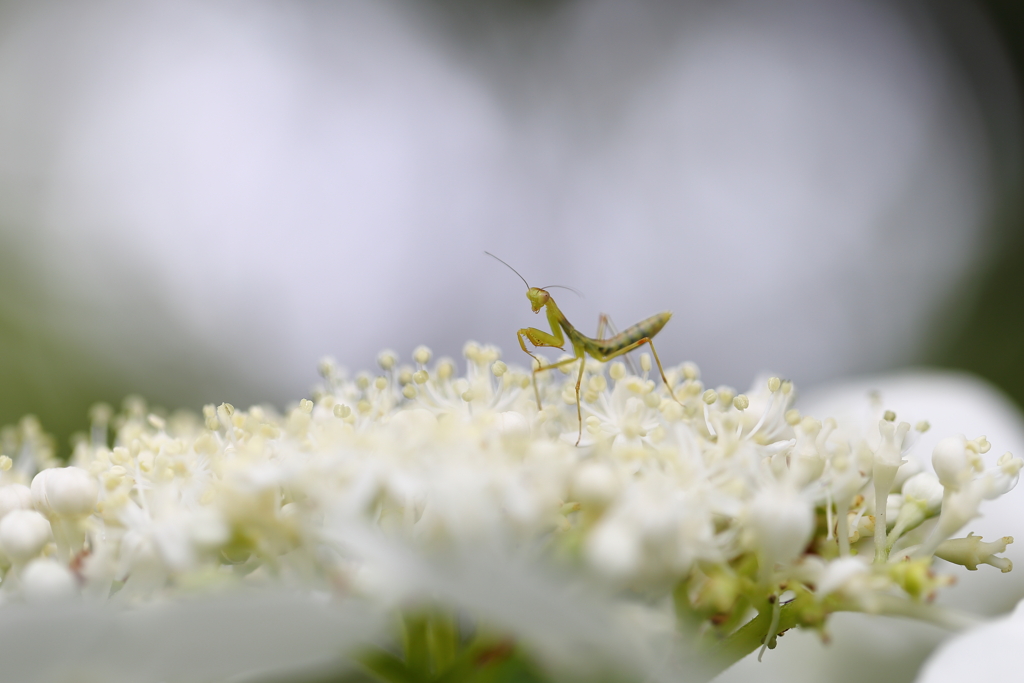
[2,3,1024,682]
[0,0,1022,449]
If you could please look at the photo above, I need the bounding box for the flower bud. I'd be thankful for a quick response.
[893,457,924,491]
[586,518,640,579]
[744,485,814,582]
[31,467,99,518]
[572,463,620,509]
[886,472,945,548]
[0,484,33,521]
[21,558,77,601]
[902,472,943,513]
[495,411,529,435]
[935,532,1013,572]
[0,509,51,563]
[932,435,972,491]
[816,557,868,597]
[885,494,903,526]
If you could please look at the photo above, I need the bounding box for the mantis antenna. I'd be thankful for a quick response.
[541,284,584,299]
[483,253,584,299]
[484,251,531,289]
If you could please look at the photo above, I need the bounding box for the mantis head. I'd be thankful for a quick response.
[482,253,560,313]
[527,287,550,313]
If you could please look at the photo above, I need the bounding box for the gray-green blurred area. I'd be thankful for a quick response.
[0,0,1022,456]
[0,235,274,450]
[934,226,1024,409]
[0,244,119,448]
[931,0,1024,409]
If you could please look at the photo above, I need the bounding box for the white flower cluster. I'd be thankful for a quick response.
[0,343,1018,679]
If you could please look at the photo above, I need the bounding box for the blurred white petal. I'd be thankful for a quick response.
[0,591,385,683]
[915,598,1024,683]
[328,526,705,683]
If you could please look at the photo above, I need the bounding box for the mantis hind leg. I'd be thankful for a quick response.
[574,353,586,446]
[645,340,680,404]
[599,338,680,404]
[596,313,638,376]
[527,352,588,445]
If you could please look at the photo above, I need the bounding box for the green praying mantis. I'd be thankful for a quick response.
[486,252,680,446]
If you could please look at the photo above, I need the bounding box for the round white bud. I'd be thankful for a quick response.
[495,411,529,435]
[902,472,944,513]
[0,510,51,563]
[0,485,33,521]
[933,435,971,490]
[586,518,640,579]
[32,467,99,518]
[744,485,814,578]
[21,559,77,601]
[572,463,620,508]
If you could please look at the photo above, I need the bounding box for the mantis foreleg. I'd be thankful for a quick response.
[517,323,567,409]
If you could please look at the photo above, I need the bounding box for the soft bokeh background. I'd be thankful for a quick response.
[0,0,1021,446]
[1,2,1024,681]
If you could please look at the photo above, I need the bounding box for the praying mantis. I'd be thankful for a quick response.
[486,252,680,446]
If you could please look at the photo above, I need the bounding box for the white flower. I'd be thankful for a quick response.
[718,370,1024,683]
[0,353,1019,683]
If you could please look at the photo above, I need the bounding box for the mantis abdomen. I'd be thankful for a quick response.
[588,312,671,360]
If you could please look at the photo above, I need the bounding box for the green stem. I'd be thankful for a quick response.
[403,614,430,677]
[865,595,982,631]
[700,602,802,680]
[359,612,520,683]
[698,596,979,682]
[428,613,459,674]
[360,649,424,683]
